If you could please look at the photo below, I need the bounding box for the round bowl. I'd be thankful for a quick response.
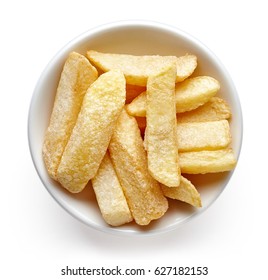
[28,20,243,236]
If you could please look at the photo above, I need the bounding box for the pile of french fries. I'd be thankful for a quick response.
[43,50,236,227]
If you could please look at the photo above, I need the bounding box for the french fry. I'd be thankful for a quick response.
[92,153,133,226]
[161,176,202,207]
[175,54,197,82]
[87,50,197,86]
[177,120,231,152]
[146,63,180,187]
[127,76,220,117]
[174,76,220,113]
[144,119,231,152]
[126,90,147,117]
[57,70,126,193]
[109,109,150,193]
[42,52,98,180]
[177,97,232,123]
[179,148,237,174]
[109,109,168,226]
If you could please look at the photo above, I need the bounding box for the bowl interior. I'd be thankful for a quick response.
[28,21,242,235]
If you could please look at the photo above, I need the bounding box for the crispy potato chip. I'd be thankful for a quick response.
[177,97,231,123]
[109,109,168,226]
[57,70,126,193]
[87,50,197,86]
[179,148,237,174]
[92,153,133,226]
[127,76,220,117]
[177,120,231,152]
[146,63,180,187]
[161,176,202,207]
[42,52,98,180]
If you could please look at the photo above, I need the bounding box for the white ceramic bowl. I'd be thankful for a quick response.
[28,20,243,235]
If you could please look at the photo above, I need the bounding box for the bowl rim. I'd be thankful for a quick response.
[28,19,243,236]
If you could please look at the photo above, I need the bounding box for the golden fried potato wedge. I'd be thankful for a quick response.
[146,63,180,187]
[42,52,98,180]
[174,76,220,113]
[127,76,220,117]
[126,90,147,117]
[177,97,232,123]
[109,109,168,226]
[177,120,231,152]
[161,176,202,207]
[57,70,126,193]
[179,149,237,174]
[92,153,133,226]
[144,119,231,152]
[87,50,197,86]
[109,109,151,193]
[175,54,197,82]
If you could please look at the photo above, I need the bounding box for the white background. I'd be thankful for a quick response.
[1,0,267,279]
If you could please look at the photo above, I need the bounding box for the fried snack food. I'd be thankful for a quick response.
[161,176,202,207]
[57,70,126,193]
[137,96,231,133]
[146,64,180,187]
[177,120,231,152]
[127,76,220,117]
[43,49,238,228]
[177,97,231,123]
[92,152,133,226]
[179,148,237,174]
[109,109,168,225]
[87,50,197,86]
[174,76,220,113]
[144,119,231,152]
[42,52,98,180]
